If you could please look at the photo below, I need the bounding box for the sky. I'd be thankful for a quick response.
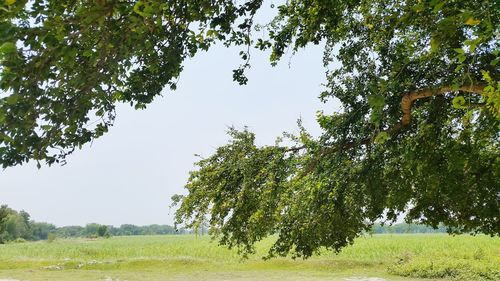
[0,6,341,227]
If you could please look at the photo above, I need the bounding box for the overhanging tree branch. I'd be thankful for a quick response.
[290,84,486,150]
[287,84,487,176]
[400,84,485,126]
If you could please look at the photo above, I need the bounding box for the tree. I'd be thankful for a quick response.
[0,205,11,243]
[1,0,499,258]
[84,223,101,237]
[97,224,109,237]
[172,0,499,258]
[118,224,142,236]
[0,205,31,242]
[30,222,57,240]
[0,0,260,167]
[55,225,85,238]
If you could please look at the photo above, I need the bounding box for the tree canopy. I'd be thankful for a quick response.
[1,0,499,258]
[0,204,56,242]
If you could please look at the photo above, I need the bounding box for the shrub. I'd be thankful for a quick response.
[388,258,500,281]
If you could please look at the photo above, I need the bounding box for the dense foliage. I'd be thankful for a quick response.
[173,0,500,258]
[0,0,261,167]
[1,0,498,258]
[0,204,56,242]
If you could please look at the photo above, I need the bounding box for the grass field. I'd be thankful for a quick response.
[0,234,498,281]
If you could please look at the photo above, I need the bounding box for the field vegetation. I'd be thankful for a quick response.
[0,234,498,281]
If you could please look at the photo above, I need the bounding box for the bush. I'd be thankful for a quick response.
[388,258,500,281]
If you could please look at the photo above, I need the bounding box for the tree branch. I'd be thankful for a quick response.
[287,84,486,178]
[400,84,485,126]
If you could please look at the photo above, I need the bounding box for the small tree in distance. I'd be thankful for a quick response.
[97,225,110,238]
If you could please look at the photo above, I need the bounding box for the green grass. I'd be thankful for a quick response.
[0,234,498,281]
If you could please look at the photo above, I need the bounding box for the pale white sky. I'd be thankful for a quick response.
[0,5,340,227]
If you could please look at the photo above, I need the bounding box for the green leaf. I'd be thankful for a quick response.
[133,1,152,17]
[0,109,5,125]
[430,37,439,53]
[82,49,93,57]
[0,42,16,55]
[95,108,104,116]
[465,17,480,26]
[367,94,385,108]
[481,70,492,82]
[53,103,64,113]
[457,53,466,63]
[374,131,390,144]
[452,96,467,109]
[490,57,499,66]
[113,91,123,101]
[4,0,15,6]
[5,94,19,105]
[433,1,446,13]
[465,38,481,53]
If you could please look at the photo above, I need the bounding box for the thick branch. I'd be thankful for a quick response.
[400,84,485,126]
[287,84,486,177]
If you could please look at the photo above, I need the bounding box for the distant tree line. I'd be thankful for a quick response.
[371,223,447,234]
[56,223,189,238]
[0,205,187,243]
